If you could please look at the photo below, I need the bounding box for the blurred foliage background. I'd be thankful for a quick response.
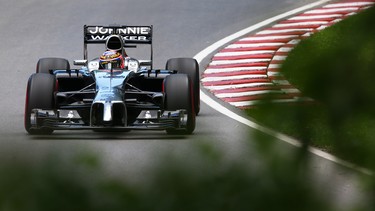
[248,6,375,170]
[0,142,337,211]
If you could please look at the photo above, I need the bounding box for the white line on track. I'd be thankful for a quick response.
[273,21,328,27]
[230,97,313,107]
[210,59,271,65]
[215,90,284,98]
[272,80,291,85]
[288,14,343,20]
[194,0,373,175]
[240,35,299,41]
[278,47,293,52]
[305,7,360,14]
[204,67,267,74]
[204,82,274,91]
[267,71,283,76]
[227,42,285,48]
[215,51,275,57]
[268,64,282,69]
[324,2,374,8]
[257,28,314,35]
[273,55,288,60]
[201,74,268,82]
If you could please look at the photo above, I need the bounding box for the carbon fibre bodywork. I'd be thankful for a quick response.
[29,68,188,131]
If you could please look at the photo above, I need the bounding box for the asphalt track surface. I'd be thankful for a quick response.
[0,0,370,208]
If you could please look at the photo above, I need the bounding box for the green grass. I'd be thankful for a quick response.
[247,6,375,170]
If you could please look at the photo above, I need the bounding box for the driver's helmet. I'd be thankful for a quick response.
[99,50,124,69]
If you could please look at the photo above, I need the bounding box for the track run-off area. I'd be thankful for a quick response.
[196,0,375,174]
[201,0,374,108]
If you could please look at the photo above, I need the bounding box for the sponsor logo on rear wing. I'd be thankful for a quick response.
[84,25,152,44]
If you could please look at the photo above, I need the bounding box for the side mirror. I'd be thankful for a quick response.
[73,60,88,66]
[139,60,152,67]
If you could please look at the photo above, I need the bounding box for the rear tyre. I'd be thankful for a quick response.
[166,58,200,115]
[36,57,70,74]
[164,74,195,134]
[24,73,56,135]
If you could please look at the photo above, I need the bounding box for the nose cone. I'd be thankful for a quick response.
[103,102,113,123]
[91,100,127,127]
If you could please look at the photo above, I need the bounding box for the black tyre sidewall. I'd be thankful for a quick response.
[164,74,195,134]
[25,73,56,134]
[36,58,70,74]
[166,58,200,115]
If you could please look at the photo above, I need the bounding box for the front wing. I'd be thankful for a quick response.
[29,109,188,131]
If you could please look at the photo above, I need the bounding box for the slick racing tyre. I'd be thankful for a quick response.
[164,74,196,134]
[24,73,56,135]
[166,58,200,115]
[36,57,70,74]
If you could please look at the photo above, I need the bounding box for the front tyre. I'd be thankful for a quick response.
[166,58,200,115]
[36,57,70,74]
[24,73,56,135]
[164,74,195,134]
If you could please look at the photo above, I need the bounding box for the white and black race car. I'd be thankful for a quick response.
[24,25,200,135]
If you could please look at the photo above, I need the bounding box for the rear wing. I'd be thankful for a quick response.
[83,25,153,67]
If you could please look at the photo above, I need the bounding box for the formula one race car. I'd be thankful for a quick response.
[24,25,200,135]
